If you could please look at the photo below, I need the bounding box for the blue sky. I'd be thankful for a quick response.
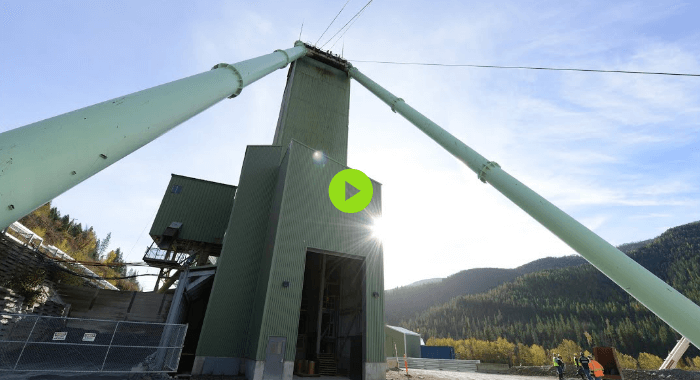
[2,1,699,291]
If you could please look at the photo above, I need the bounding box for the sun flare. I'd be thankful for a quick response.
[371,217,384,240]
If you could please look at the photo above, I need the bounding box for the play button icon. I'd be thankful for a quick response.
[345,181,360,201]
[329,169,373,213]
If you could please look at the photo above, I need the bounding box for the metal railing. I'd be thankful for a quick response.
[0,314,187,373]
[401,357,480,372]
[143,244,190,265]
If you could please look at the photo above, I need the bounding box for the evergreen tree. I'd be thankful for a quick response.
[98,232,111,259]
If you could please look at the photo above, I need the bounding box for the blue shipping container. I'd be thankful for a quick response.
[420,346,455,359]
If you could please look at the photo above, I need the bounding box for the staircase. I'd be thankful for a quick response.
[317,353,337,376]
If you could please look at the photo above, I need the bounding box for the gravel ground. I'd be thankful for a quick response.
[507,366,700,380]
[388,368,551,380]
[5,368,700,380]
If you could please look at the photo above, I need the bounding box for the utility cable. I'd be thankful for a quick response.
[35,249,156,278]
[347,59,700,77]
[321,0,373,49]
[40,255,153,267]
[127,207,159,258]
[35,253,159,281]
[51,264,158,280]
[315,0,351,46]
[328,3,370,50]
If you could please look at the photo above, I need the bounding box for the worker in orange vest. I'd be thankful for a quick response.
[588,356,604,380]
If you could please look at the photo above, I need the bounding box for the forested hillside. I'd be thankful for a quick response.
[385,255,587,324]
[398,221,700,358]
[9,202,140,291]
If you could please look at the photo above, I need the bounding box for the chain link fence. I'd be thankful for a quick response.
[0,313,187,373]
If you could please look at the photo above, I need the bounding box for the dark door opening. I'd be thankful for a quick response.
[297,251,364,380]
[175,275,214,374]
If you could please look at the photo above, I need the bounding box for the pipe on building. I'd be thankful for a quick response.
[348,64,700,349]
[0,42,308,230]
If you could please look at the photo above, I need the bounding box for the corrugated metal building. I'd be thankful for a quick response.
[145,175,236,290]
[385,325,421,359]
[186,51,385,380]
[150,174,236,247]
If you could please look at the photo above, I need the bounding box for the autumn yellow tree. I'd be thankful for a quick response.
[529,344,548,366]
[691,356,700,370]
[554,339,582,364]
[494,337,515,365]
[616,353,638,369]
[637,353,663,370]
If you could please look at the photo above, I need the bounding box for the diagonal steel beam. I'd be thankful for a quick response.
[0,42,308,230]
[348,64,700,349]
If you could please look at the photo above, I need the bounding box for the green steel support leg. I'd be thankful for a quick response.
[348,64,700,349]
[0,42,308,230]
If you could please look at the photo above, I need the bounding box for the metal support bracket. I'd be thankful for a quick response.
[274,49,291,68]
[211,63,244,98]
[477,161,500,183]
[391,97,404,113]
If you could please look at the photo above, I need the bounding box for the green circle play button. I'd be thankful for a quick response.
[329,169,373,213]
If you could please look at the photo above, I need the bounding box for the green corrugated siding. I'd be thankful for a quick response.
[384,327,421,358]
[196,146,284,358]
[245,150,290,358]
[149,174,236,244]
[405,335,421,358]
[255,141,384,362]
[197,56,381,364]
[273,57,349,166]
[385,327,405,358]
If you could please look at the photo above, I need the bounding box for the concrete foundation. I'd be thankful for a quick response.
[283,361,294,380]
[365,362,387,380]
[192,356,240,375]
[244,358,265,380]
[244,359,293,380]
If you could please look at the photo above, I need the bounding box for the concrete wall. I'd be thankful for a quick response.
[55,283,172,322]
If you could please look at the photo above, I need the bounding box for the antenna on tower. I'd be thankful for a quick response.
[299,21,304,41]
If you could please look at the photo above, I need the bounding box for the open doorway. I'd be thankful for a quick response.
[297,250,364,380]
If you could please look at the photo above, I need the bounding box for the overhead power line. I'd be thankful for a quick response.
[321,0,373,49]
[348,59,700,77]
[41,255,153,268]
[315,0,351,46]
[52,264,158,280]
[328,1,373,50]
[31,251,159,281]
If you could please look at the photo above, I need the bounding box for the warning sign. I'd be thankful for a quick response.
[52,332,67,341]
[82,333,96,342]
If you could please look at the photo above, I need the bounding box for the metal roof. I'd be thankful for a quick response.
[387,325,421,337]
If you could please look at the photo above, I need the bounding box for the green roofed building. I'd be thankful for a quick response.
[385,325,422,359]
[145,174,236,289]
[149,174,236,248]
[148,48,385,380]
